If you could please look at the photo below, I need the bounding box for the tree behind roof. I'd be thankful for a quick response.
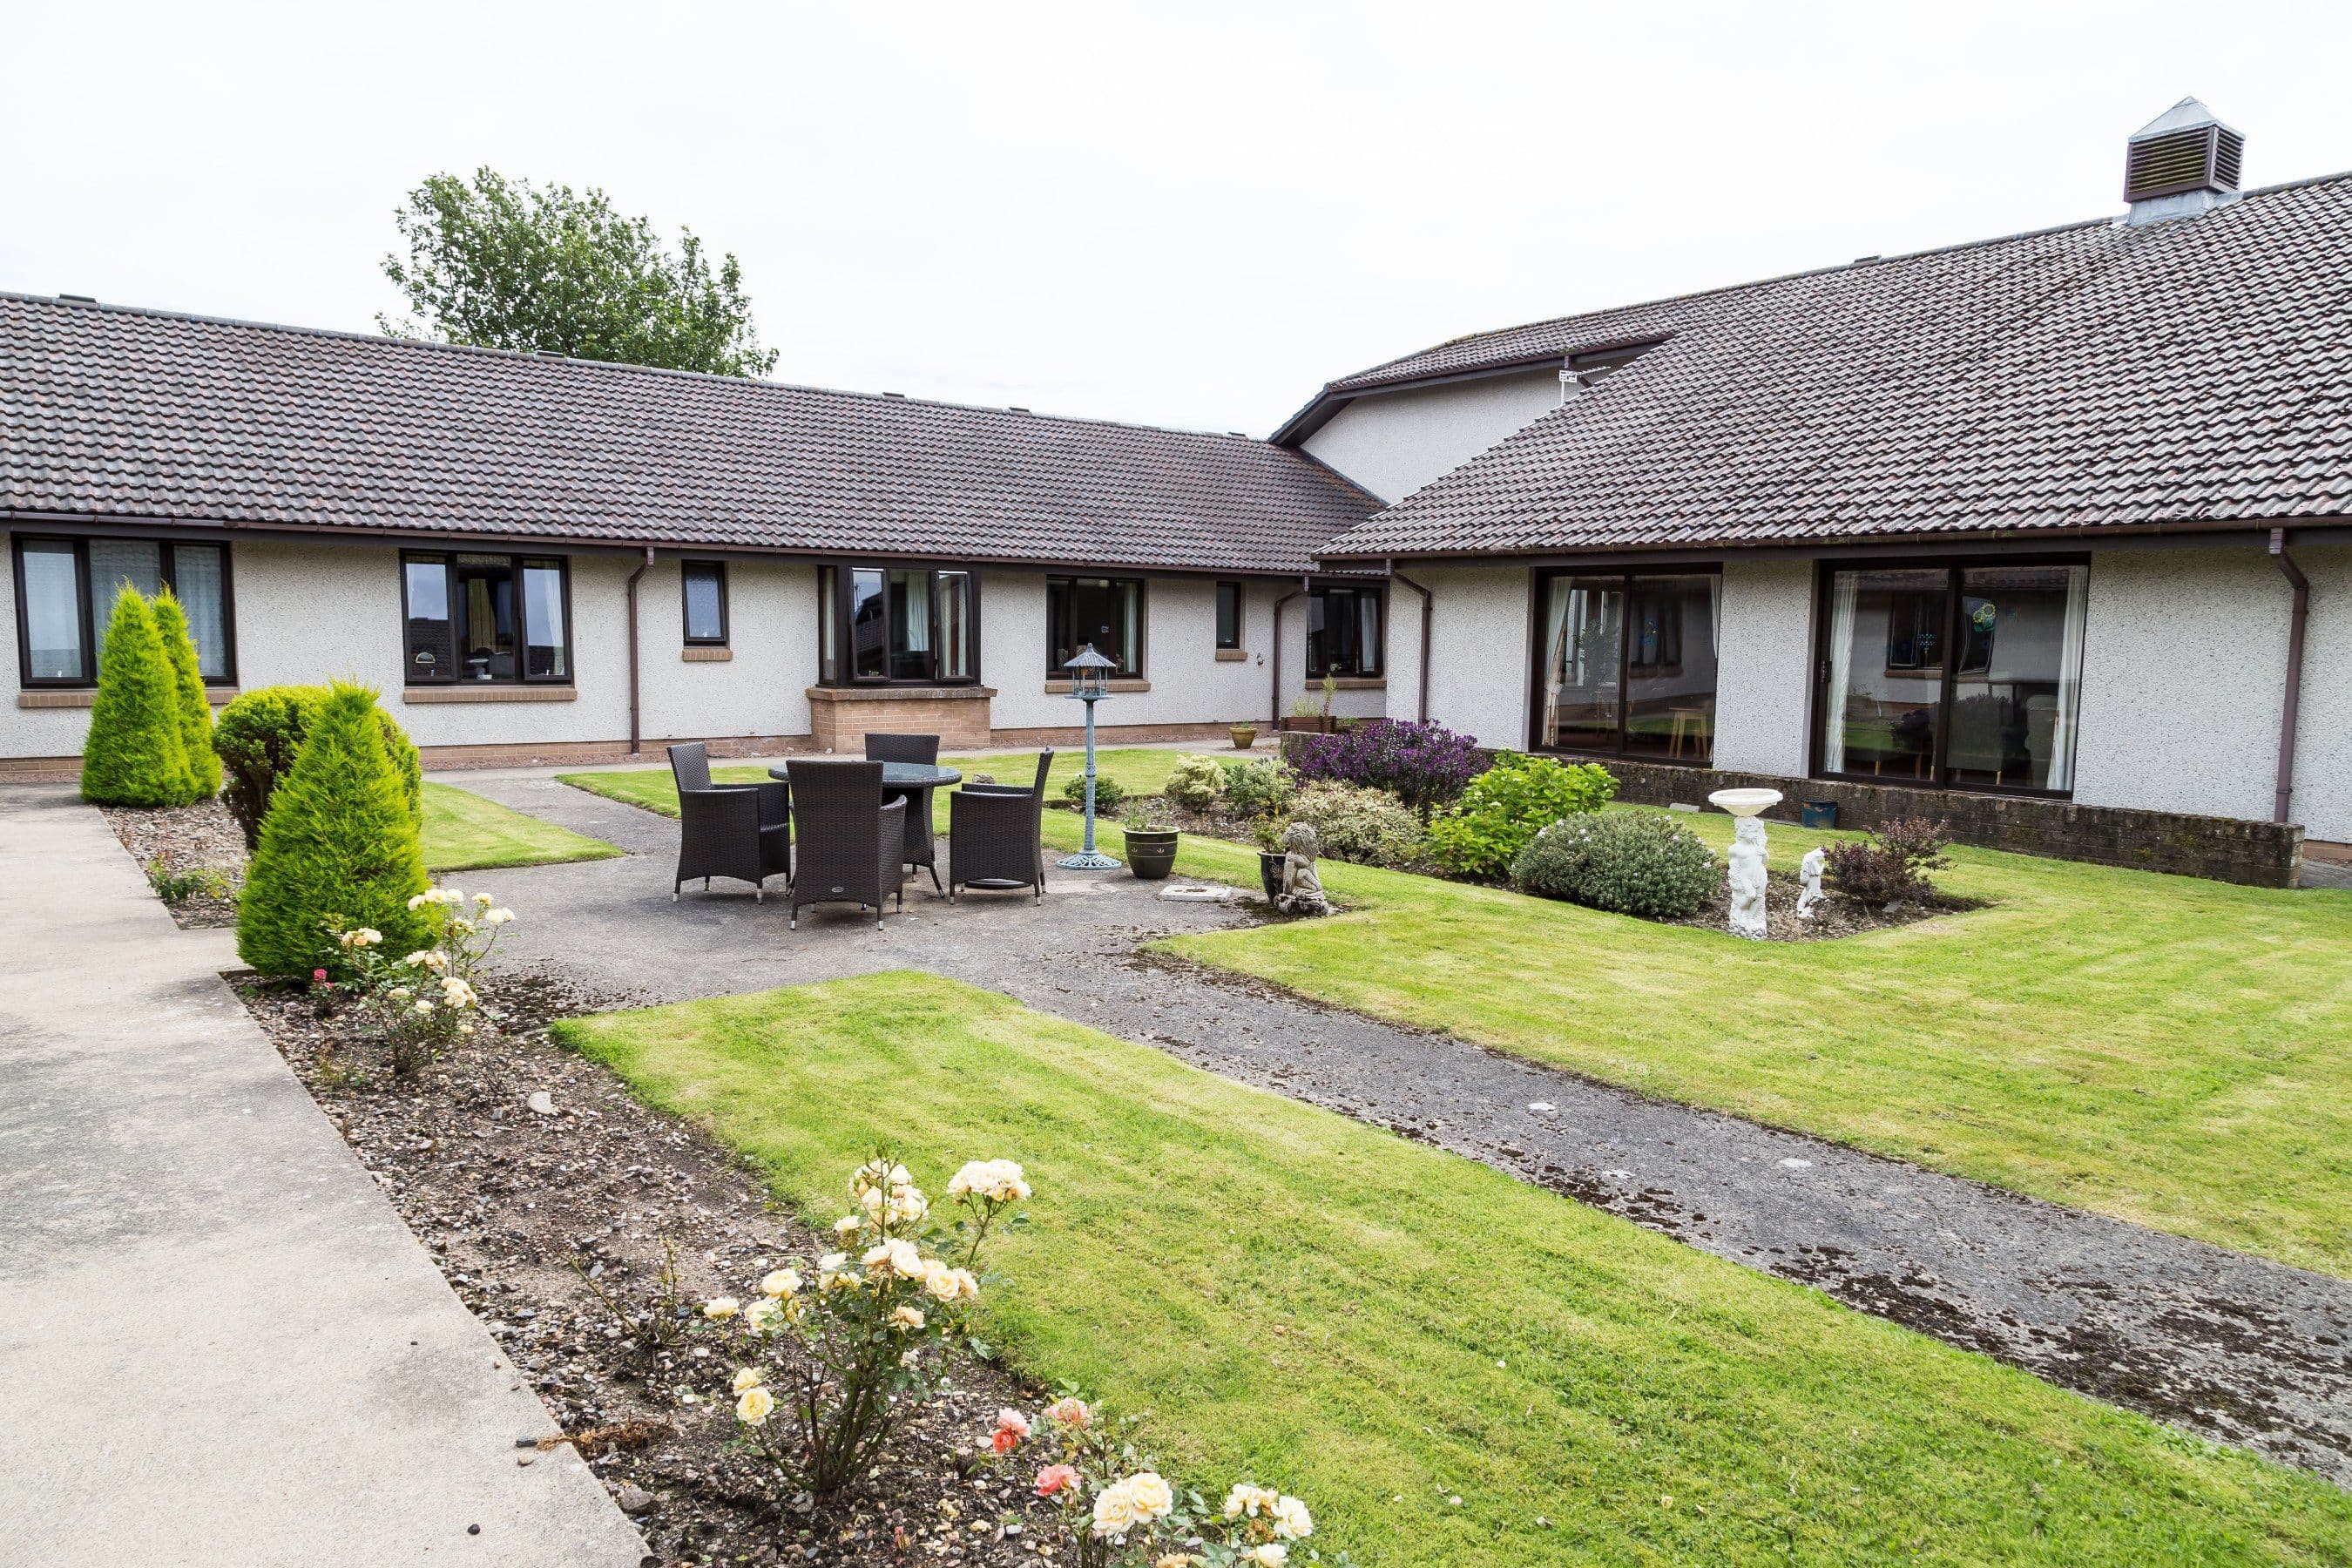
[151,589,222,801]
[79,585,195,808]
[379,168,779,378]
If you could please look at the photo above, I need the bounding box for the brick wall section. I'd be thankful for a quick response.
[806,687,995,752]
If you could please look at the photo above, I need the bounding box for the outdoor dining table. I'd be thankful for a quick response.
[770,760,961,891]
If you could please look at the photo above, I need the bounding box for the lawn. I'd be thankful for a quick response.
[419,781,623,873]
[555,745,1213,820]
[556,972,2352,1566]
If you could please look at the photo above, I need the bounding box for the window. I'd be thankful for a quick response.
[682,561,728,645]
[1215,581,1243,650]
[1816,560,2088,794]
[1307,583,1383,679]
[401,551,571,684]
[1046,576,1143,678]
[12,535,235,686]
[1532,571,1719,762]
[816,563,980,686]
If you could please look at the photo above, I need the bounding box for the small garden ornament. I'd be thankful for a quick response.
[1707,788,1782,939]
[1797,845,1826,920]
[1275,821,1330,916]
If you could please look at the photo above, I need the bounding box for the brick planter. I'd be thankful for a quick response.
[806,685,995,752]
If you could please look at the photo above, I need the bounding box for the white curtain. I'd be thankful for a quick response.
[171,544,228,679]
[1707,573,1721,657]
[1541,582,1572,745]
[1821,571,1861,774]
[2045,564,2090,791]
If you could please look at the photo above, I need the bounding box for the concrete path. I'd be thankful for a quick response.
[449,764,2352,1486]
[0,787,647,1568]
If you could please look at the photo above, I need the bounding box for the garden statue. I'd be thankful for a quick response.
[1707,787,1782,941]
[1275,821,1330,916]
[1796,845,1826,920]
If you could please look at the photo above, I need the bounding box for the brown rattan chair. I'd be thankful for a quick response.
[864,733,945,892]
[947,749,1053,904]
[784,760,907,929]
[862,733,941,765]
[668,742,791,901]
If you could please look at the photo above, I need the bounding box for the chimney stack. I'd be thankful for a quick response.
[2122,98,2243,226]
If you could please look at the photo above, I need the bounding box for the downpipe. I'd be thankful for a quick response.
[625,545,654,757]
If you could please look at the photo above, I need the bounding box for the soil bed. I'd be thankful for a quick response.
[104,799,247,928]
[239,965,1077,1567]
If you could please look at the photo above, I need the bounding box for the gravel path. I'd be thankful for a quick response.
[446,767,2352,1485]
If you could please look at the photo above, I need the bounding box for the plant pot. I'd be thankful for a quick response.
[1258,850,1286,902]
[1228,725,1257,750]
[1801,799,1840,830]
[1123,828,1179,881]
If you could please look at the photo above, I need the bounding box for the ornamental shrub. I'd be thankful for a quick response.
[79,586,196,807]
[1512,810,1717,917]
[1219,756,1295,821]
[1289,718,1484,814]
[237,681,432,979]
[216,684,422,850]
[1826,816,1952,907]
[150,590,222,801]
[1058,770,1128,815]
[1163,753,1225,810]
[1288,781,1425,868]
[1424,753,1616,880]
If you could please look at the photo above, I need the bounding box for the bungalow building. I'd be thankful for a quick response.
[3,102,2344,883]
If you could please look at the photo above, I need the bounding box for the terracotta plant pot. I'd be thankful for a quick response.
[1123,828,1179,881]
[1228,724,1257,750]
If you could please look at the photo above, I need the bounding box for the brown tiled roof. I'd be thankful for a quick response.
[1316,172,2352,559]
[0,294,1374,574]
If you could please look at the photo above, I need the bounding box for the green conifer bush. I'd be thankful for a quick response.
[215,685,422,850]
[150,590,222,801]
[237,681,431,978]
[79,586,195,807]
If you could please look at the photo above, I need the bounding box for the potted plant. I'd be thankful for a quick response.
[1120,808,1180,881]
[1252,814,1290,901]
[1228,720,1258,750]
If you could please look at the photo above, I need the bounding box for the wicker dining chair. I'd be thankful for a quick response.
[862,733,941,766]
[947,749,1053,903]
[668,742,791,901]
[783,760,906,929]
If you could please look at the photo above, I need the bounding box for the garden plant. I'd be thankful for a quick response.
[1219,757,1295,823]
[1163,753,1226,810]
[215,683,423,851]
[326,889,514,1076]
[79,585,198,808]
[149,589,222,801]
[1826,817,1953,908]
[1424,753,1617,879]
[1061,771,1129,816]
[1511,809,1717,918]
[1288,718,1484,816]
[1284,781,1424,868]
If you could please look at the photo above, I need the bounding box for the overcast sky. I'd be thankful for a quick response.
[4,1,2347,435]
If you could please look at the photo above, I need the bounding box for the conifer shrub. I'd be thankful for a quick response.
[150,590,222,801]
[237,681,431,978]
[216,684,422,850]
[79,586,196,807]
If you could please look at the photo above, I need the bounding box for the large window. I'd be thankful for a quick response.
[402,551,571,684]
[816,564,977,686]
[1307,583,1382,679]
[1046,576,1143,677]
[12,535,234,686]
[1815,560,2088,794]
[1533,571,1718,761]
[682,561,728,645]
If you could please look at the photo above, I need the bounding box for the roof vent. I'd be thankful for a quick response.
[2123,98,2243,226]
[57,293,96,303]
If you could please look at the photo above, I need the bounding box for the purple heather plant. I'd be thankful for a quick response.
[1288,718,1484,816]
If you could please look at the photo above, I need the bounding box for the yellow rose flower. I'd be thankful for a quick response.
[889,1304,927,1332]
[703,1297,740,1319]
[732,1366,763,1393]
[761,1268,801,1298]
[1271,1496,1313,1539]
[1125,1471,1173,1523]
[736,1385,775,1425]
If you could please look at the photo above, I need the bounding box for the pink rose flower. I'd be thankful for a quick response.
[994,1409,1032,1441]
[312,969,329,983]
[1035,1463,1079,1497]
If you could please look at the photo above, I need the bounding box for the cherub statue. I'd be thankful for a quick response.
[1796,845,1826,920]
[1275,821,1330,916]
[1726,817,1769,939]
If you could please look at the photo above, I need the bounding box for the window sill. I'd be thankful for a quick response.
[681,646,733,663]
[402,685,578,704]
[806,684,995,702]
[1214,649,1249,662]
[1308,676,1385,690]
[1044,679,1151,693]
[20,686,240,709]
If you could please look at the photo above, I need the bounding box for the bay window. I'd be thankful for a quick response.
[1307,583,1382,679]
[402,551,571,684]
[1046,576,1143,677]
[1815,559,2088,794]
[816,563,978,686]
[1533,571,1718,761]
[12,534,235,686]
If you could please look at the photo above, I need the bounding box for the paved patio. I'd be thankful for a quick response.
[451,762,2352,1484]
[0,787,646,1567]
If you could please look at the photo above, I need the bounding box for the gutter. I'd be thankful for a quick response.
[1269,576,1307,727]
[1386,558,1434,722]
[2270,527,2310,825]
[625,545,654,757]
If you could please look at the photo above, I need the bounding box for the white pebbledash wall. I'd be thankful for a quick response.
[1300,369,1564,504]
[983,571,1281,733]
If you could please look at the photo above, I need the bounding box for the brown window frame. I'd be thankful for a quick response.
[399,550,575,686]
[11,533,239,689]
[814,561,983,687]
[1524,567,1720,765]
[681,559,729,646]
[1214,580,1243,650]
[1045,575,1147,679]
[1306,581,1385,679]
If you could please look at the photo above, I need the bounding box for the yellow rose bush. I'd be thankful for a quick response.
[323,888,512,1077]
[700,1148,1029,1499]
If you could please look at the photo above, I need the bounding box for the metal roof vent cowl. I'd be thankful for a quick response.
[2123,98,2244,226]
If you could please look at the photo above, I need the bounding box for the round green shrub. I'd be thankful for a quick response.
[1219,757,1295,821]
[1164,754,1225,810]
[237,681,432,979]
[150,590,222,801]
[1059,770,1128,815]
[80,585,196,808]
[1425,753,1617,880]
[1288,781,1424,868]
[1512,810,1718,918]
[216,684,422,851]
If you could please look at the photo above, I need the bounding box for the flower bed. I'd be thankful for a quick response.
[105,799,247,928]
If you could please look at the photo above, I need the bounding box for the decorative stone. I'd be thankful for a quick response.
[527,1091,556,1116]
[1274,822,1330,916]
[616,1484,658,1516]
[1796,846,1826,920]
